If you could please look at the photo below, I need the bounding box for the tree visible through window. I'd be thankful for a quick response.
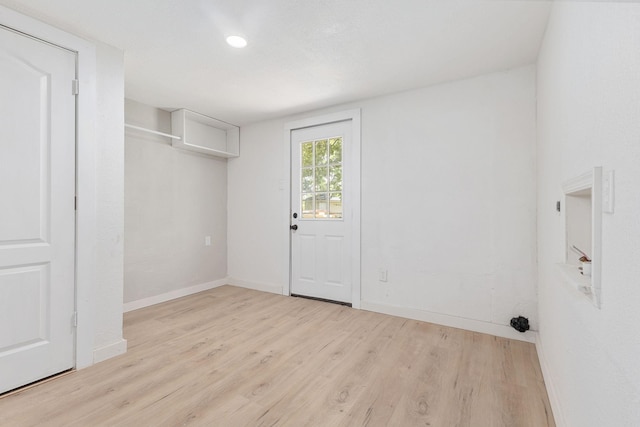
[301,137,342,219]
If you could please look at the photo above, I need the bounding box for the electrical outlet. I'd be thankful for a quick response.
[205,236,211,246]
[379,269,388,282]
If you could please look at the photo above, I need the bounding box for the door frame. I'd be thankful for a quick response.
[283,110,361,309]
[0,6,98,369]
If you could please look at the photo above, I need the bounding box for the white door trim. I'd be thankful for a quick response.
[0,5,98,369]
[283,109,361,309]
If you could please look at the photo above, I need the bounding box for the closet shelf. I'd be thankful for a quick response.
[171,109,239,158]
[125,123,181,140]
[126,109,240,159]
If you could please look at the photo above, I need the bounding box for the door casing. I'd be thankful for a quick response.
[283,110,361,309]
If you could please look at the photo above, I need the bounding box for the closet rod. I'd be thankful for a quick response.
[125,123,181,140]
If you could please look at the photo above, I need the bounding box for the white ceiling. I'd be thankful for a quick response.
[0,0,551,125]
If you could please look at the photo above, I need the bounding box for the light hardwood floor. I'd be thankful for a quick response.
[0,286,555,426]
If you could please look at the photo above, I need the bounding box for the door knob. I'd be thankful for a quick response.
[290,224,298,231]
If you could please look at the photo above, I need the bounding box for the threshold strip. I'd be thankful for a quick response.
[291,293,352,307]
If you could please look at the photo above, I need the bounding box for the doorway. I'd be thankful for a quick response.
[285,110,361,307]
[0,25,77,394]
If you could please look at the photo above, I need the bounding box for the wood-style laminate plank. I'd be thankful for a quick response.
[0,286,555,426]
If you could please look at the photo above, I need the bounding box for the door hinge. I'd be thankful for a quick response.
[72,79,79,95]
[74,196,77,211]
[73,312,78,327]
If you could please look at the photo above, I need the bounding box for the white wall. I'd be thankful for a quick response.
[536,3,640,426]
[124,99,228,306]
[92,43,127,361]
[229,65,538,339]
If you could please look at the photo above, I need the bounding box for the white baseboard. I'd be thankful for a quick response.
[226,278,283,295]
[93,338,127,364]
[360,301,536,343]
[123,278,228,313]
[536,334,567,427]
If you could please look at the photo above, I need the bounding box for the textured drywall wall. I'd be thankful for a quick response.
[228,65,537,334]
[93,42,126,354]
[536,2,640,426]
[124,99,228,303]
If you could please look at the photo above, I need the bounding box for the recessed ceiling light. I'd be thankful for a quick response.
[226,35,247,48]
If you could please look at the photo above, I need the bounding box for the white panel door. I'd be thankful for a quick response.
[291,120,352,303]
[0,26,76,393]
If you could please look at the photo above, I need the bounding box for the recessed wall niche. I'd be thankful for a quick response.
[560,167,602,308]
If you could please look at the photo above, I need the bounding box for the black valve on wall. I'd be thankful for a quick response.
[510,316,530,333]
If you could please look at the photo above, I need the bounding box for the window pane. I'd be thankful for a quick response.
[316,193,328,218]
[329,192,342,218]
[329,137,342,163]
[301,194,314,218]
[299,136,343,221]
[329,165,342,192]
[315,166,328,192]
[302,142,313,167]
[315,139,328,165]
[301,167,313,192]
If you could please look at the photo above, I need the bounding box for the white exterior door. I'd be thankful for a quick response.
[0,26,77,393]
[290,120,353,303]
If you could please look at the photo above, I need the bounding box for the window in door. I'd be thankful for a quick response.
[300,137,343,219]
